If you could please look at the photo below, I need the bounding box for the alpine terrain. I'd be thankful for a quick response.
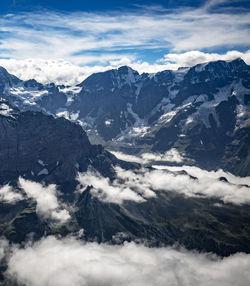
[0,58,250,285]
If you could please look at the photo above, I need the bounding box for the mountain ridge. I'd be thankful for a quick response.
[0,58,250,176]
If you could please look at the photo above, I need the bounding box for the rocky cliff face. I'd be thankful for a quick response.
[0,98,127,187]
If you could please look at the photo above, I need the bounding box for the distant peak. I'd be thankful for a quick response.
[0,66,21,86]
[229,57,247,65]
[206,58,247,67]
[117,65,138,74]
[0,66,9,73]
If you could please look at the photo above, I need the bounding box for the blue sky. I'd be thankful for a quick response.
[0,0,249,84]
[0,1,215,13]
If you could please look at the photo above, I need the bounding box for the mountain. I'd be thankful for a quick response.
[136,59,250,175]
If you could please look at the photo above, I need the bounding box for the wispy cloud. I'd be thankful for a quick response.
[0,3,249,62]
[0,2,249,84]
[77,163,250,205]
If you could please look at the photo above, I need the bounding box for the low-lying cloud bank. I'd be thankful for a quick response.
[0,58,111,86]
[159,165,250,187]
[1,164,249,209]
[161,50,250,70]
[78,163,250,205]
[78,169,156,204]
[1,235,249,286]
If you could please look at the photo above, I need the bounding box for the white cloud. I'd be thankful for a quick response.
[77,169,154,204]
[77,163,250,205]
[110,151,145,164]
[0,58,120,85]
[0,2,249,84]
[146,170,250,205]
[0,238,9,262]
[5,235,250,286]
[110,149,186,165]
[161,165,250,186]
[161,50,250,69]
[142,148,186,163]
[0,5,248,60]
[0,185,23,204]
[18,178,70,224]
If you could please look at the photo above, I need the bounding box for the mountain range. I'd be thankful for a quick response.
[0,59,250,264]
[1,58,249,176]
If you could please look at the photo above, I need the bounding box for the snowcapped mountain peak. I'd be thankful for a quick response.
[117,65,139,85]
[113,65,140,87]
[117,65,137,74]
[229,57,247,66]
[78,65,140,92]
[0,66,20,89]
[23,79,43,89]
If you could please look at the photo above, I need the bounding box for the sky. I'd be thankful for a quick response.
[0,0,226,13]
[0,0,250,84]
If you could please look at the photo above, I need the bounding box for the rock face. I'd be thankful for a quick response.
[0,99,123,186]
